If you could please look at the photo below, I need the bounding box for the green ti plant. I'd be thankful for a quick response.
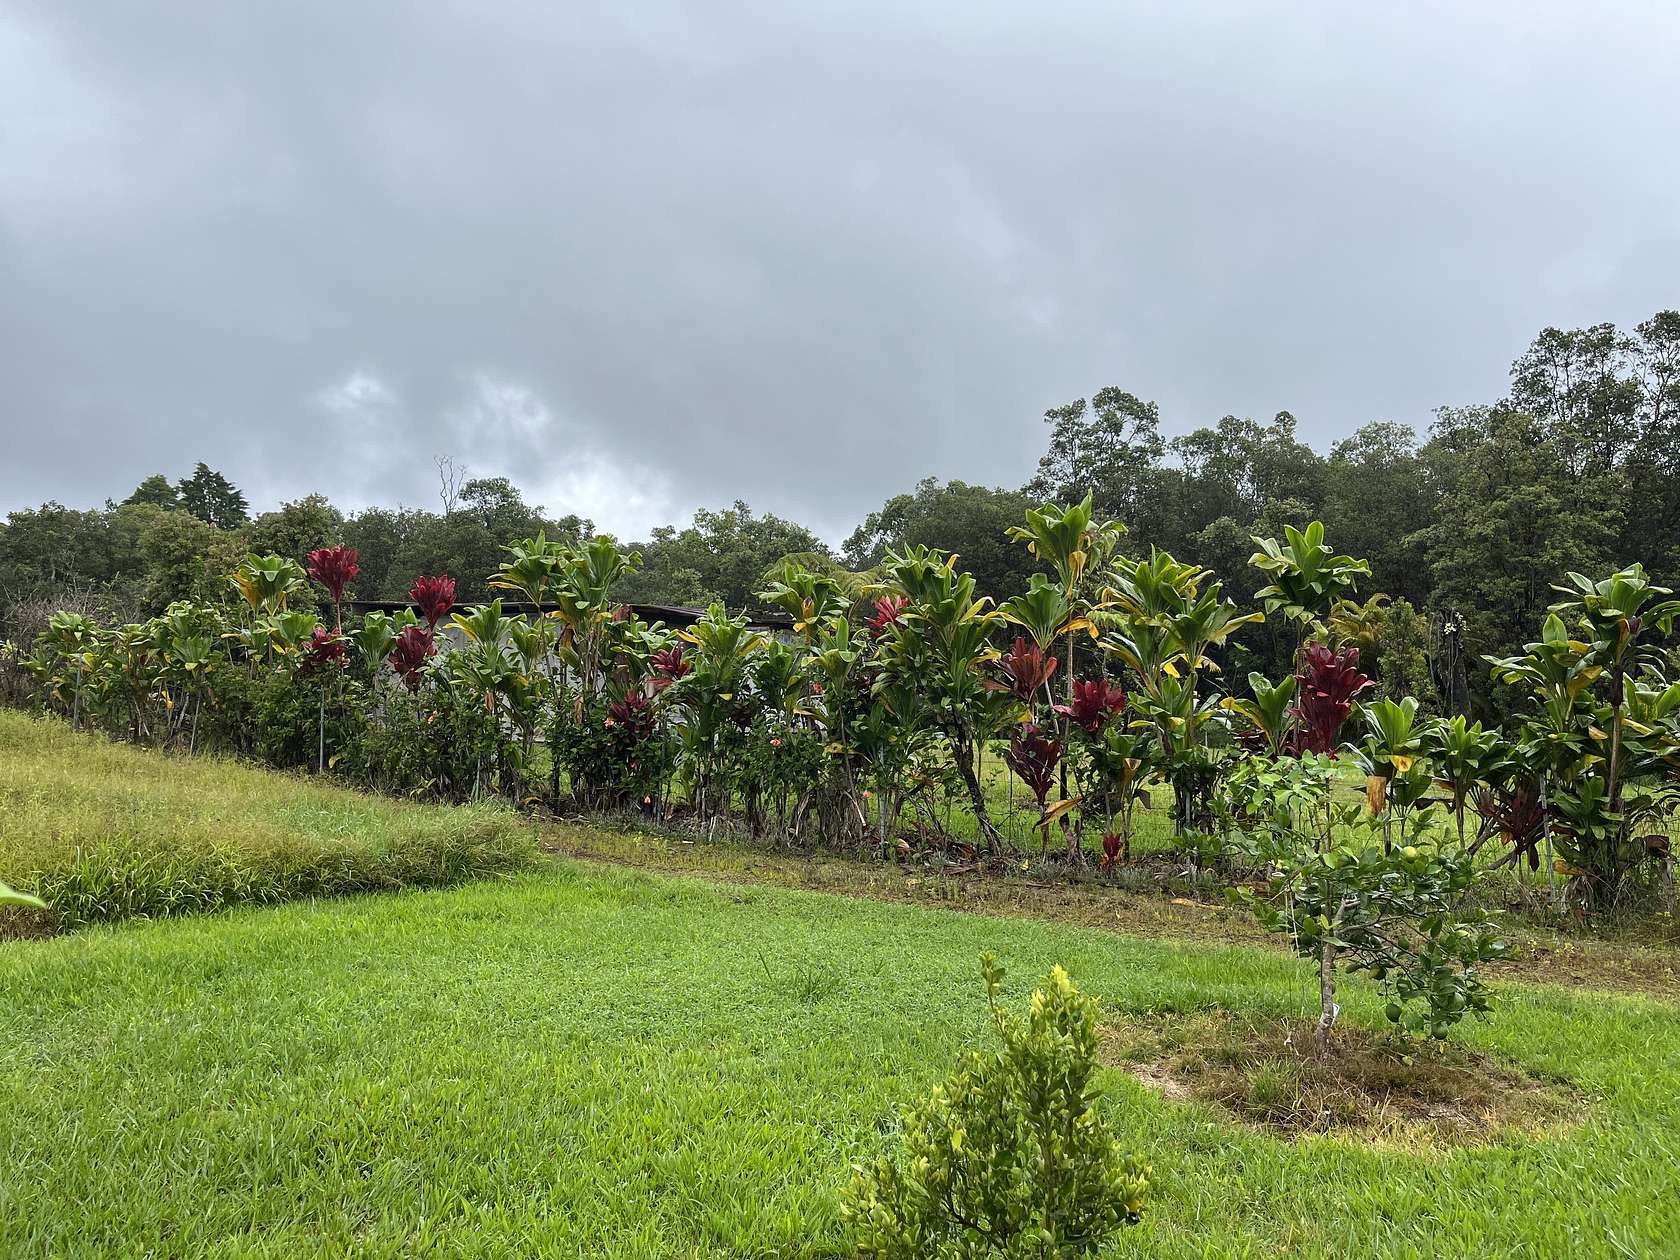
[1491,567,1680,908]
[878,546,1011,851]
[1100,548,1261,837]
[1349,696,1434,853]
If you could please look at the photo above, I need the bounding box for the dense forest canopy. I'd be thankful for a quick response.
[4,312,1676,714]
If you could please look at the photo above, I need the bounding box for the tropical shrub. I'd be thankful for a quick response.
[1228,753,1506,1052]
[14,502,1676,931]
[843,955,1149,1258]
[1490,568,1680,907]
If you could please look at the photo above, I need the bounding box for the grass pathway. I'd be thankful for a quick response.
[3,859,1678,1258]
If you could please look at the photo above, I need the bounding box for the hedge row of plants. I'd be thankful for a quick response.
[9,496,1680,1049]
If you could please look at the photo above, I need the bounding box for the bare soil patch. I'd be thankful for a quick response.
[1104,1010,1578,1145]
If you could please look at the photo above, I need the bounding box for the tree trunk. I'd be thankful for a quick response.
[953,733,1003,852]
[1315,940,1337,1058]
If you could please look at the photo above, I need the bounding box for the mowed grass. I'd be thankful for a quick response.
[2,860,1678,1258]
[0,712,534,930]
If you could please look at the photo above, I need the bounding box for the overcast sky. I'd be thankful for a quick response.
[2,2,1676,542]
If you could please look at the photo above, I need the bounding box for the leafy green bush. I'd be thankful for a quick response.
[843,955,1149,1258]
[1228,753,1507,1050]
[360,685,500,801]
[552,694,673,811]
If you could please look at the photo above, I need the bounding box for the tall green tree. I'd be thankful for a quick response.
[622,502,827,612]
[1421,406,1623,702]
[244,494,343,565]
[1029,386,1169,539]
[120,474,181,511]
[175,463,250,529]
[845,478,1039,600]
[1322,421,1437,608]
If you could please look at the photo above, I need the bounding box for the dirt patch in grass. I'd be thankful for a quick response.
[1104,1010,1578,1146]
[540,821,1680,1002]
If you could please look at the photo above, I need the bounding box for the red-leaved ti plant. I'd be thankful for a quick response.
[299,626,347,676]
[1053,677,1127,737]
[1004,721,1063,815]
[388,625,437,691]
[607,690,656,740]
[649,643,690,690]
[409,575,457,629]
[1100,831,1127,871]
[1292,643,1373,754]
[866,594,910,637]
[1471,776,1547,870]
[994,636,1059,703]
[307,545,359,616]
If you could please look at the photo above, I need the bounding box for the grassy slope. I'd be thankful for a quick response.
[2,861,1677,1259]
[0,712,534,928]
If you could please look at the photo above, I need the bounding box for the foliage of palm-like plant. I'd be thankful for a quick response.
[672,603,766,827]
[1222,672,1297,757]
[410,575,457,629]
[1293,644,1372,755]
[1429,715,1505,852]
[1349,696,1434,850]
[25,610,102,727]
[1489,569,1680,906]
[1248,521,1370,635]
[879,545,1010,850]
[998,575,1092,656]
[232,554,308,616]
[1549,566,1679,811]
[1099,548,1261,835]
[551,536,640,718]
[306,544,358,629]
[759,559,851,636]
[21,496,1680,939]
[1004,498,1127,848]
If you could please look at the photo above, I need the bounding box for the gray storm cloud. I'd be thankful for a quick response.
[2,1,1677,540]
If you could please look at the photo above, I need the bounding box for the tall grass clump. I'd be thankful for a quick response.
[0,711,535,932]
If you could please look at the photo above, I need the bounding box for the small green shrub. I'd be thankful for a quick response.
[843,954,1149,1259]
[1227,753,1507,1051]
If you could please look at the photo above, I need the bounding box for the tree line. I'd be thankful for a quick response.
[3,311,1675,715]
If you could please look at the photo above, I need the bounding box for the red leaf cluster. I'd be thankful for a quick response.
[1292,643,1373,754]
[1100,831,1127,871]
[299,626,346,676]
[388,625,436,691]
[1004,721,1062,810]
[409,575,456,629]
[1471,778,1546,870]
[608,690,657,740]
[650,644,690,682]
[1054,677,1127,736]
[306,545,359,606]
[866,594,910,637]
[997,637,1059,703]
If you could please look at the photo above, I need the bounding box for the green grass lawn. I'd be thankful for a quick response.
[3,858,1678,1258]
[3,715,1677,1257]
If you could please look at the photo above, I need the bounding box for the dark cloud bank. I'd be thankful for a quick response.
[2,1,1676,541]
